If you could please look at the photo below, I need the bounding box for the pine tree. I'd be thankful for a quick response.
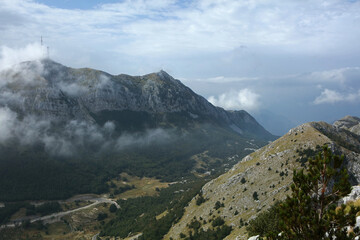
[268,145,360,239]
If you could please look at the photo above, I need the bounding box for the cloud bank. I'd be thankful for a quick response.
[1,0,359,76]
[208,89,260,111]
[0,42,45,71]
[314,89,360,104]
[0,106,173,157]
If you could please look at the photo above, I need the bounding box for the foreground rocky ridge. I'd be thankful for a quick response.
[164,116,360,240]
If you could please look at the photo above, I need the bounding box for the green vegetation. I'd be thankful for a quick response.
[0,202,27,225]
[109,204,117,213]
[211,216,225,227]
[185,223,232,240]
[100,179,207,239]
[26,202,62,216]
[196,192,206,206]
[252,192,259,201]
[241,177,246,184]
[188,219,202,231]
[246,202,282,237]
[113,184,135,195]
[276,146,360,239]
[248,145,360,239]
[0,201,62,224]
[97,213,108,221]
[181,215,231,240]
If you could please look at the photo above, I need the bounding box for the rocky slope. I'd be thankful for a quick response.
[164,117,360,240]
[333,115,360,135]
[0,59,273,140]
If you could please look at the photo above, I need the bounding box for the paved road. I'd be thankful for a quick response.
[92,232,99,240]
[0,197,120,228]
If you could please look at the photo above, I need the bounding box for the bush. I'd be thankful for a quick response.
[214,201,221,210]
[188,219,201,230]
[212,216,225,227]
[109,204,117,213]
[252,192,259,201]
[196,192,206,206]
[97,213,108,221]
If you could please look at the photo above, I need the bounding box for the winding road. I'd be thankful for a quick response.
[0,196,120,229]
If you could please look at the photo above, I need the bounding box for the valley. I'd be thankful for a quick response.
[0,59,359,240]
[0,173,176,239]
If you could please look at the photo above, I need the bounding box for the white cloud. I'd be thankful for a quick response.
[0,107,17,142]
[314,88,360,104]
[0,42,45,71]
[1,0,359,70]
[306,67,360,84]
[58,82,87,96]
[0,105,174,156]
[115,128,171,150]
[208,89,260,111]
[313,89,344,104]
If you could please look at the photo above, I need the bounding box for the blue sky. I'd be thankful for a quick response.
[35,0,120,10]
[1,0,360,135]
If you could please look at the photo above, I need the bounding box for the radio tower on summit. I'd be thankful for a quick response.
[40,36,50,59]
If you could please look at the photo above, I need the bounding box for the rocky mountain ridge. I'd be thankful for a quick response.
[0,59,273,140]
[334,115,360,135]
[164,116,360,240]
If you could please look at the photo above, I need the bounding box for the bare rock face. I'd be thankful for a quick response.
[0,59,274,140]
[333,116,360,135]
[342,186,360,204]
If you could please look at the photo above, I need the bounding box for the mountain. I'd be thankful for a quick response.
[164,116,360,240]
[0,59,275,201]
[0,59,273,139]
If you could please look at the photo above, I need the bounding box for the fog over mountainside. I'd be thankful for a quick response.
[0,59,275,156]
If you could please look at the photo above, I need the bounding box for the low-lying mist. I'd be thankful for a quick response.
[0,106,174,157]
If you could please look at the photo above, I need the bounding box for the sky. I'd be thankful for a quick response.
[0,0,360,135]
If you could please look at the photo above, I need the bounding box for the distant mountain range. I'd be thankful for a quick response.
[0,59,275,201]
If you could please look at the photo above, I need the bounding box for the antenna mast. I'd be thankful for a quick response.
[40,36,50,59]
